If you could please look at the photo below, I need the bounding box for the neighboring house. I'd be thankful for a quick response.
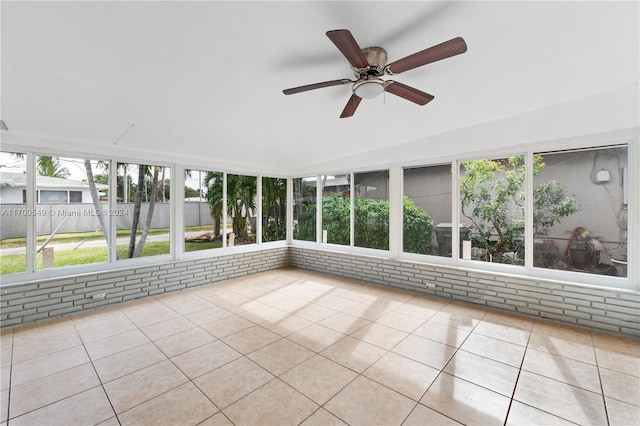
[0,172,107,204]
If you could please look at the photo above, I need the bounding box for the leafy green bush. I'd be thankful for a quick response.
[322,193,350,245]
[295,193,433,253]
[354,197,389,250]
[295,202,317,242]
[403,196,435,254]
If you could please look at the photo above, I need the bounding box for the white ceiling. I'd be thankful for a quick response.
[1,1,638,175]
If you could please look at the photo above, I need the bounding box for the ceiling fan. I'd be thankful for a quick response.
[283,29,467,118]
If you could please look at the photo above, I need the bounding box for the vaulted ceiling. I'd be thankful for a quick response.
[1,1,638,175]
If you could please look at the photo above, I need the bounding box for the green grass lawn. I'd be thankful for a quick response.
[1,238,225,275]
[0,226,215,249]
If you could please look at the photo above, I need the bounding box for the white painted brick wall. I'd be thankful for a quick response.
[290,247,640,337]
[3,246,638,337]
[0,247,289,329]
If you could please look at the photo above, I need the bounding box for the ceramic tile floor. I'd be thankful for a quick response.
[1,268,639,425]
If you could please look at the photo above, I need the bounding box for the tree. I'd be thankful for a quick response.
[533,180,582,237]
[262,177,287,242]
[227,175,256,240]
[293,179,316,241]
[127,165,147,257]
[204,171,224,238]
[84,160,112,253]
[133,166,160,257]
[184,186,200,198]
[460,155,580,264]
[37,156,70,178]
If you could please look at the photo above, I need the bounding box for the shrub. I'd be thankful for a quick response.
[403,196,435,254]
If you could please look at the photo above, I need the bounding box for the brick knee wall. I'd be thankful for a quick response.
[0,247,289,328]
[289,247,640,337]
[2,246,638,337]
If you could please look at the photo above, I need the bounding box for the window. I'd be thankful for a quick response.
[36,155,111,269]
[321,174,350,245]
[354,170,389,250]
[184,169,222,252]
[116,162,170,259]
[403,165,450,256]
[39,190,68,203]
[459,156,526,264]
[533,146,628,277]
[69,191,82,203]
[293,177,316,241]
[227,174,257,246]
[0,151,27,275]
[262,177,287,242]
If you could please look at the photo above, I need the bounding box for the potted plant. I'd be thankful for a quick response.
[565,226,604,270]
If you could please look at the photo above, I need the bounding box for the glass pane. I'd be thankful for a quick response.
[0,151,27,275]
[293,177,316,241]
[321,174,350,245]
[227,174,257,246]
[40,190,67,203]
[116,162,170,258]
[69,191,82,203]
[459,156,526,264]
[184,169,223,252]
[354,170,389,250]
[262,177,287,242]
[403,165,449,256]
[35,156,111,269]
[533,146,628,277]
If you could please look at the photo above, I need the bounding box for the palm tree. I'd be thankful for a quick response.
[227,175,256,240]
[37,156,70,178]
[84,160,112,251]
[262,177,286,241]
[133,166,160,257]
[204,171,223,238]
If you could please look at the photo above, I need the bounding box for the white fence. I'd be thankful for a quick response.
[0,202,213,239]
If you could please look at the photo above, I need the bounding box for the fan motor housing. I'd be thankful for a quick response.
[358,47,387,76]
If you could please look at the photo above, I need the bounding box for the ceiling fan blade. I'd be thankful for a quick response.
[385,37,467,74]
[283,79,352,95]
[340,94,362,118]
[326,29,370,69]
[385,81,434,105]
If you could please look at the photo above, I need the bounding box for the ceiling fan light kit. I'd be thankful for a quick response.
[283,29,467,118]
[353,78,385,99]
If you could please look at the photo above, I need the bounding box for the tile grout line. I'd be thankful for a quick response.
[502,317,535,426]
[592,331,612,426]
[409,307,489,424]
[131,297,231,424]
[5,331,15,424]
[71,317,121,425]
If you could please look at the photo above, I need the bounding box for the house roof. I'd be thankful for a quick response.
[0,172,108,191]
[1,1,638,175]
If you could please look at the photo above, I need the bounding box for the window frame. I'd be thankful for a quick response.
[2,135,636,292]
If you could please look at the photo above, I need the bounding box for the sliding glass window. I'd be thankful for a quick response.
[184,169,223,252]
[116,162,171,259]
[227,174,257,246]
[403,165,451,256]
[321,174,351,245]
[354,170,389,250]
[262,177,287,242]
[533,146,628,277]
[34,155,111,270]
[0,151,28,275]
[293,177,316,242]
[459,156,526,264]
